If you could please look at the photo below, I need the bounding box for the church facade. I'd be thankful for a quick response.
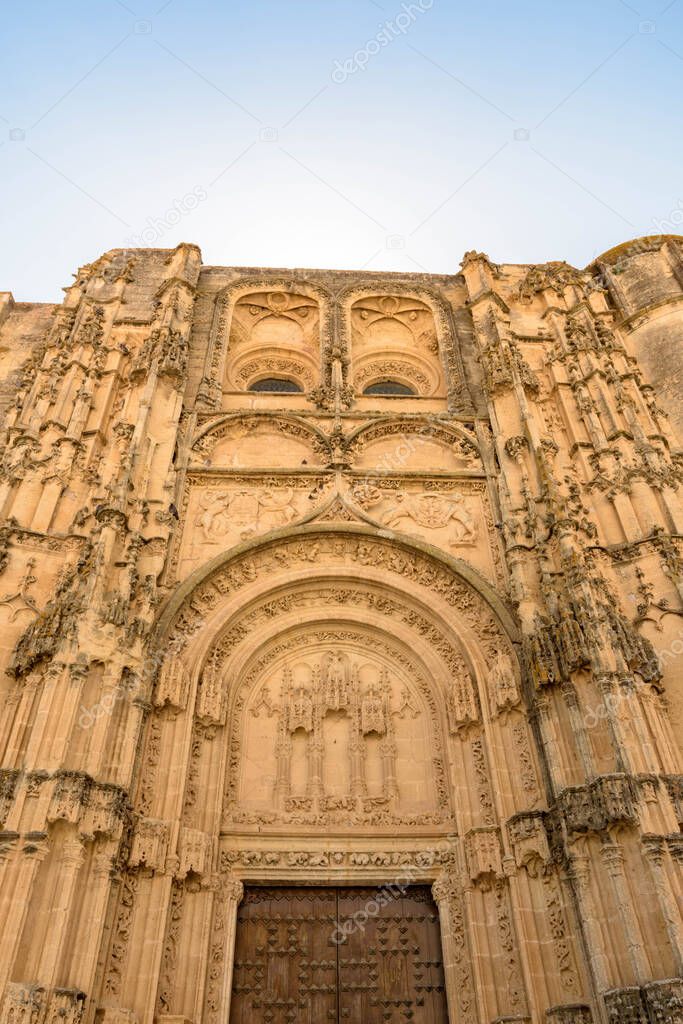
[0,237,682,1024]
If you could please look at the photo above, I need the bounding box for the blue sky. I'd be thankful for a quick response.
[1,0,682,300]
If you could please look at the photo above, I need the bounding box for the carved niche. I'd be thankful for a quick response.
[223,637,447,829]
[349,420,481,473]
[190,415,326,469]
[225,288,321,392]
[349,294,445,397]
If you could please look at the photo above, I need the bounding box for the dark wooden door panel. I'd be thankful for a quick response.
[230,885,447,1024]
[337,886,447,1024]
[230,887,338,1024]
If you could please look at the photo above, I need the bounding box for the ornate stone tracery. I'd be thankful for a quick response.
[199,277,332,406]
[339,282,474,412]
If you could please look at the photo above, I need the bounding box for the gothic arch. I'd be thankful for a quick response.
[188,410,329,466]
[149,526,532,840]
[102,529,565,1024]
[143,524,540,876]
[337,280,474,413]
[155,522,518,642]
[198,276,335,407]
[345,415,483,471]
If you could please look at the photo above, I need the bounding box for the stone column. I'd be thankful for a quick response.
[432,872,479,1024]
[308,734,324,808]
[640,837,683,977]
[599,842,649,982]
[568,850,610,995]
[348,732,364,808]
[69,845,118,999]
[38,837,86,987]
[209,878,243,1024]
[0,833,49,994]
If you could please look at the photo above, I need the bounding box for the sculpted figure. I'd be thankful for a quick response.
[325,651,348,709]
[489,649,519,711]
[197,491,232,542]
[257,487,298,529]
[197,486,298,542]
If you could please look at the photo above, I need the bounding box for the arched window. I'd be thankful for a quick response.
[248,378,303,394]
[363,380,416,397]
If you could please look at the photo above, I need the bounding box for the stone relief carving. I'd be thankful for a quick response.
[351,294,438,350]
[488,648,520,714]
[196,486,299,541]
[349,419,481,471]
[190,415,325,468]
[225,289,321,391]
[166,471,333,582]
[349,294,444,397]
[104,872,139,998]
[465,827,503,887]
[358,487,477,547]
[432,872,477,1024]
[154,655,189,711]
[493,877,528,1012]
[0,558,38,622]
[198,278,331,407]
[5,244,683,1024]
[350,476,506,591]
[339,282,474,413]
[219,846,456,870]
[225,641,446,827]
[165,534,513,686]
[354,357,437,396]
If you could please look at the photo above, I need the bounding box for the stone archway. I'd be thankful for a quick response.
[98,526,576,1024]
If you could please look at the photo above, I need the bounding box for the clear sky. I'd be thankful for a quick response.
[1,0,682,301]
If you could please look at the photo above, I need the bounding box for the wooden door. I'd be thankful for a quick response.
[230,885,448,1024]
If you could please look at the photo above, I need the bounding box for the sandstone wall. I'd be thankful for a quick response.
[0,242,680,1024]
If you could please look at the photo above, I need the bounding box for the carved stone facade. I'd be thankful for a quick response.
[0,238,682,1023]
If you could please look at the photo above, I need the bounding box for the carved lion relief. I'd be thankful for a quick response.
[196,486,300,541]
[174,476,332,577]
[345,477,504,589]
[354,486,477,548]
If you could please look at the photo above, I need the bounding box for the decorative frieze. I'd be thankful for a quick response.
[603,986,647,1024]
[642,979,683,1022]
[545,1007,593,1024]
[0,983,46,1024]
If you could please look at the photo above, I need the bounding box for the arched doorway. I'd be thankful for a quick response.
[103,526,553,1024]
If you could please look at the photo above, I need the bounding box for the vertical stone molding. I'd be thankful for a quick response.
[204,877,243,1024]
[432,872,478,1024]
